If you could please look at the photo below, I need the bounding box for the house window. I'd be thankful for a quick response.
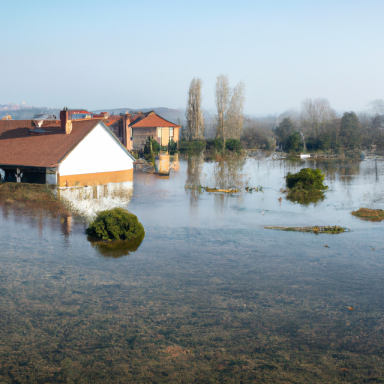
[170,127,174,137]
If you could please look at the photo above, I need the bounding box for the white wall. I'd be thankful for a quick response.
[59,123,133,176]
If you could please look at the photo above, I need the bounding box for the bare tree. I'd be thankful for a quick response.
[215,75,246,146]
[227,81,246,140]
[214,74,231,147]
[367,99,384,130]
[300,98,336,138]
[186,78,204,140]
[367,99,384,116]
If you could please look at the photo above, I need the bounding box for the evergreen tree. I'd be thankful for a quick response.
[286,131,304,153]
[275,118,295,149]
[339,112,360,149]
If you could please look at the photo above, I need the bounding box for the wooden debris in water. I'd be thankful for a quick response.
[185,185,239,193]
[205,188,239,193]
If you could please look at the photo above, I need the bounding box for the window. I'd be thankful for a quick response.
[170,127,174,137]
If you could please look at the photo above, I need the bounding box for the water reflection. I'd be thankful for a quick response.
[88,234,145,258]
[186,152,204,209]
[210,153,246,189]
[58,181,133,219]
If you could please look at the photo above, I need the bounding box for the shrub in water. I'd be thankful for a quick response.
[285,168,328,204]
[86,208,145,242]
[286,168,327,191]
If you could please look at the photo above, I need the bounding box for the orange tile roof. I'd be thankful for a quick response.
[104,115,121,127]
[0,120,101,168]
[129,111,180,128]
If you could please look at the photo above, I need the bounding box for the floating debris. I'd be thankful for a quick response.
[185,185,239,194]
[205,188,239,193]
[351,208,384,222]
[245,185,264,193]
[265,226,346,234]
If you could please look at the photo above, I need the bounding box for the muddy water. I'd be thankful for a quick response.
[0,152,384,383]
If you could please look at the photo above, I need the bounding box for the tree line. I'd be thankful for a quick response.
[243,98,384,152]
[183,79,384,153]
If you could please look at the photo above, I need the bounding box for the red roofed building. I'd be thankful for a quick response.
[128,111,180,151]
[104,111,180,151]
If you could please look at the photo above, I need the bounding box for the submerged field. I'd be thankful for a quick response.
[1,153,384,383]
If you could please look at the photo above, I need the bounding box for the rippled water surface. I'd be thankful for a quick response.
[1,153,384,383]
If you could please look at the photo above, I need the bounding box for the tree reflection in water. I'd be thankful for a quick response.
[88,234,145,258]
[186,152,205,210]
[210,152,246,190]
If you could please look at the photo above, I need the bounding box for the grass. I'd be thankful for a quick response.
[351,208,384,222]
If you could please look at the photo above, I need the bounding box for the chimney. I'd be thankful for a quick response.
[60,110,72,134]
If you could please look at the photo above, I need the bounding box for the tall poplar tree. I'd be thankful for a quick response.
[186,78,204,140]
[214,74,246,147]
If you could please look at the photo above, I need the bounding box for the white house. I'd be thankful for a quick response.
[0,115,135,187]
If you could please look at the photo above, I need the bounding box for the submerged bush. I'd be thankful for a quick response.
[285,168,328,204]
[286,168,327,191]
[225,139,242,152]
[86,208,145,242]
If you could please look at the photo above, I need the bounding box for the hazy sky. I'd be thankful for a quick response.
[1,0,383,115]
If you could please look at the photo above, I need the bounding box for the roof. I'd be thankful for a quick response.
[0,119,34,140]
[104,115,122,127]
[0,119,101,168]
[129,111,180,128]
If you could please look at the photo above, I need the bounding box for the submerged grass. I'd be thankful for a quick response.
[0,182,70,216]
[0,238,383,383]
[266,225,346,234]
[351,208,384,222]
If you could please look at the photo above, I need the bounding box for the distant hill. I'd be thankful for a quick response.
[0,106,61,120]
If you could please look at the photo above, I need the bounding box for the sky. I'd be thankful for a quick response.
[1,0,384,115]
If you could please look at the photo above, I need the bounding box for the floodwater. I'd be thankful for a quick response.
[1,152,384,383]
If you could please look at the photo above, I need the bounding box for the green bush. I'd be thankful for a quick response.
[285,168,328,204]
[168,139,178,155]
[286,168,327,191]
[225,139,242,152]
[152,139,160,153]
[178,140,206,151]
[206,138,242,152]
[86,208,145,242]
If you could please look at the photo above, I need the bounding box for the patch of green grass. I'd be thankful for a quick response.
[351,208,384,222]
